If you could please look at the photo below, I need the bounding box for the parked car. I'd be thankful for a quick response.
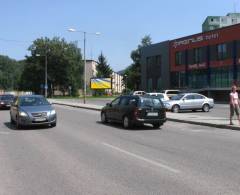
[147,92,169,101]
[163,93,214,113]
[0,94,14,109]
[161,90,181,99]
[131,91,146,96]
[10,95,57,129]
[101,95,167,129]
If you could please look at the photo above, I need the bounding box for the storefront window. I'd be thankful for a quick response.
[175,51,184,65]
[217,43,227,60]
[210,67,233,88]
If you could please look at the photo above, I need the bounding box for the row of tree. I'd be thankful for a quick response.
[0,37,113,96]
[0,35,151,95]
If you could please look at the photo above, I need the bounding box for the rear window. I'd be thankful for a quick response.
[0,95,14,100]
[139,97,163,108]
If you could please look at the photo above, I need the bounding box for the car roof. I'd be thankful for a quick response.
[18,95,44,98]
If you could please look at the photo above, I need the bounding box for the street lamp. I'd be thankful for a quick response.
[68,28,100,104]
[36,48,48,98]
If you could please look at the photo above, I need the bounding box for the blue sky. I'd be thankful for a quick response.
[0,0,238,71]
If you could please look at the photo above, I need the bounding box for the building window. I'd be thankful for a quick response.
[217,43,227,60]
[156,55,161,65]
[193,47,203,64]
[175,51,184,65]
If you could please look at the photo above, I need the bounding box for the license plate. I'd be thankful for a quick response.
[34,118,46,122]
[147,112,158,116]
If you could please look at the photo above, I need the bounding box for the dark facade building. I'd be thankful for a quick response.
[141,23,240,100]
[140,41,170,92]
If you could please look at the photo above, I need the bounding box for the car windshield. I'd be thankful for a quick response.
[171,94,185,100]
[140,97,163,108]
[19,96,50,106]
[0,95,14,100]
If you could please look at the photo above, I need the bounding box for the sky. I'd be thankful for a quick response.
[0,0,239,71]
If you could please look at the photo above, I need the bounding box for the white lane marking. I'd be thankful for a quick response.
[102,142,180,174]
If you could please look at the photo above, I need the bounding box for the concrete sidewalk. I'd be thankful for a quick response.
[49,99,240,131]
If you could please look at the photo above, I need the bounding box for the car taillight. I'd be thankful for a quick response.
[134,108,140,117]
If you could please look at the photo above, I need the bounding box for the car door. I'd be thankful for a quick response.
[108,97,121,121]
[181,95,195,109]
[193,94,205,109]
[117,96,130,121]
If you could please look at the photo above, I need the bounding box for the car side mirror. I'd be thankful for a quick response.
[182,98,186,101]
[106,103,112,107]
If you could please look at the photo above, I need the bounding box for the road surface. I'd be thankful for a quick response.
[0,106,240,194]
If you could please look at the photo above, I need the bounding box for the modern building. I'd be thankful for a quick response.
[111,71,124,94]
[140,41,170,92]
[202,13,240,32]
[141,23,240,101]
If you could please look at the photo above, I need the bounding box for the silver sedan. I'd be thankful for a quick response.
[163,93,214,113]
[10,95,57,129]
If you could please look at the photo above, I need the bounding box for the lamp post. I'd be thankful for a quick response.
[36,47,48,97]
[68,28,100,104]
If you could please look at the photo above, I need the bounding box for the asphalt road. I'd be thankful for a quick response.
[0,106,240,195]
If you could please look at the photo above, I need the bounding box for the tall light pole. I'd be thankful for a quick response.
[68,28,100,104]
[36,47,48,98]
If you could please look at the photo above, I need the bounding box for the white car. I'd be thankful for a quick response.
[163,93,214,113]
[147,92,169,101]
[161,90,181,99]
[132,91,146,96]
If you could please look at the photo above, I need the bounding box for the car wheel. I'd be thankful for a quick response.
[202,104,210,112]
[152,123,161,129]
[123,116,132,129]
[101,112,108,123]
[16,116,21,129]
[51,122,56,127]
[172,105,180,113]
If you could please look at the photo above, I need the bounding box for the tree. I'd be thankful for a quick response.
[20,37,83,96]
[0,55,23,91]
[96,52,112,78]
[124,35,152,90]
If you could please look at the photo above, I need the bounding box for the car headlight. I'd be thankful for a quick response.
[50,110,56,115]
[0,101,4,104]
[19,111,27,117]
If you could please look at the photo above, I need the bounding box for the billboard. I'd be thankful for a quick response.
[90,78,112,89]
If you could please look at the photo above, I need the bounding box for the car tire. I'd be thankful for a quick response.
[172,105,180,113]
[123,116,132,129]
[202,104,210,112]
[152,123,161,129]
[51,122,56,127]
[101,112,108,123]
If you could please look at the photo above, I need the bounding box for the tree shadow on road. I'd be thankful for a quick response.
[4,122,53,131]
[96,121,163,131]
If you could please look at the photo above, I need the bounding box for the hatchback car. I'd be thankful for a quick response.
[0,94,14,109]
[101,95,167,129]
[163,93,214,113]
[10,95,57,129]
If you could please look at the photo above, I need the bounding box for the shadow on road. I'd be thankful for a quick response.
[96,121,163,131]
[4,122,53,131]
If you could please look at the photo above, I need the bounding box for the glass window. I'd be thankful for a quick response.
[111,97,120,106]
[193,47,203,64]
[120,97,129,106]
[194,94,205,99]
[217,43,227,60]
[176,51,184,65]
[19,96,50,106]
[185,95,194,100]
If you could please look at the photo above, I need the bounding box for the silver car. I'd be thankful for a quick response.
[10,95,57,129]
[163,93,214,113]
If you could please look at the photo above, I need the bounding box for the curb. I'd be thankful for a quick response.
[167,118,240,131]
[52,102,102,111]
[52,102,240,131]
